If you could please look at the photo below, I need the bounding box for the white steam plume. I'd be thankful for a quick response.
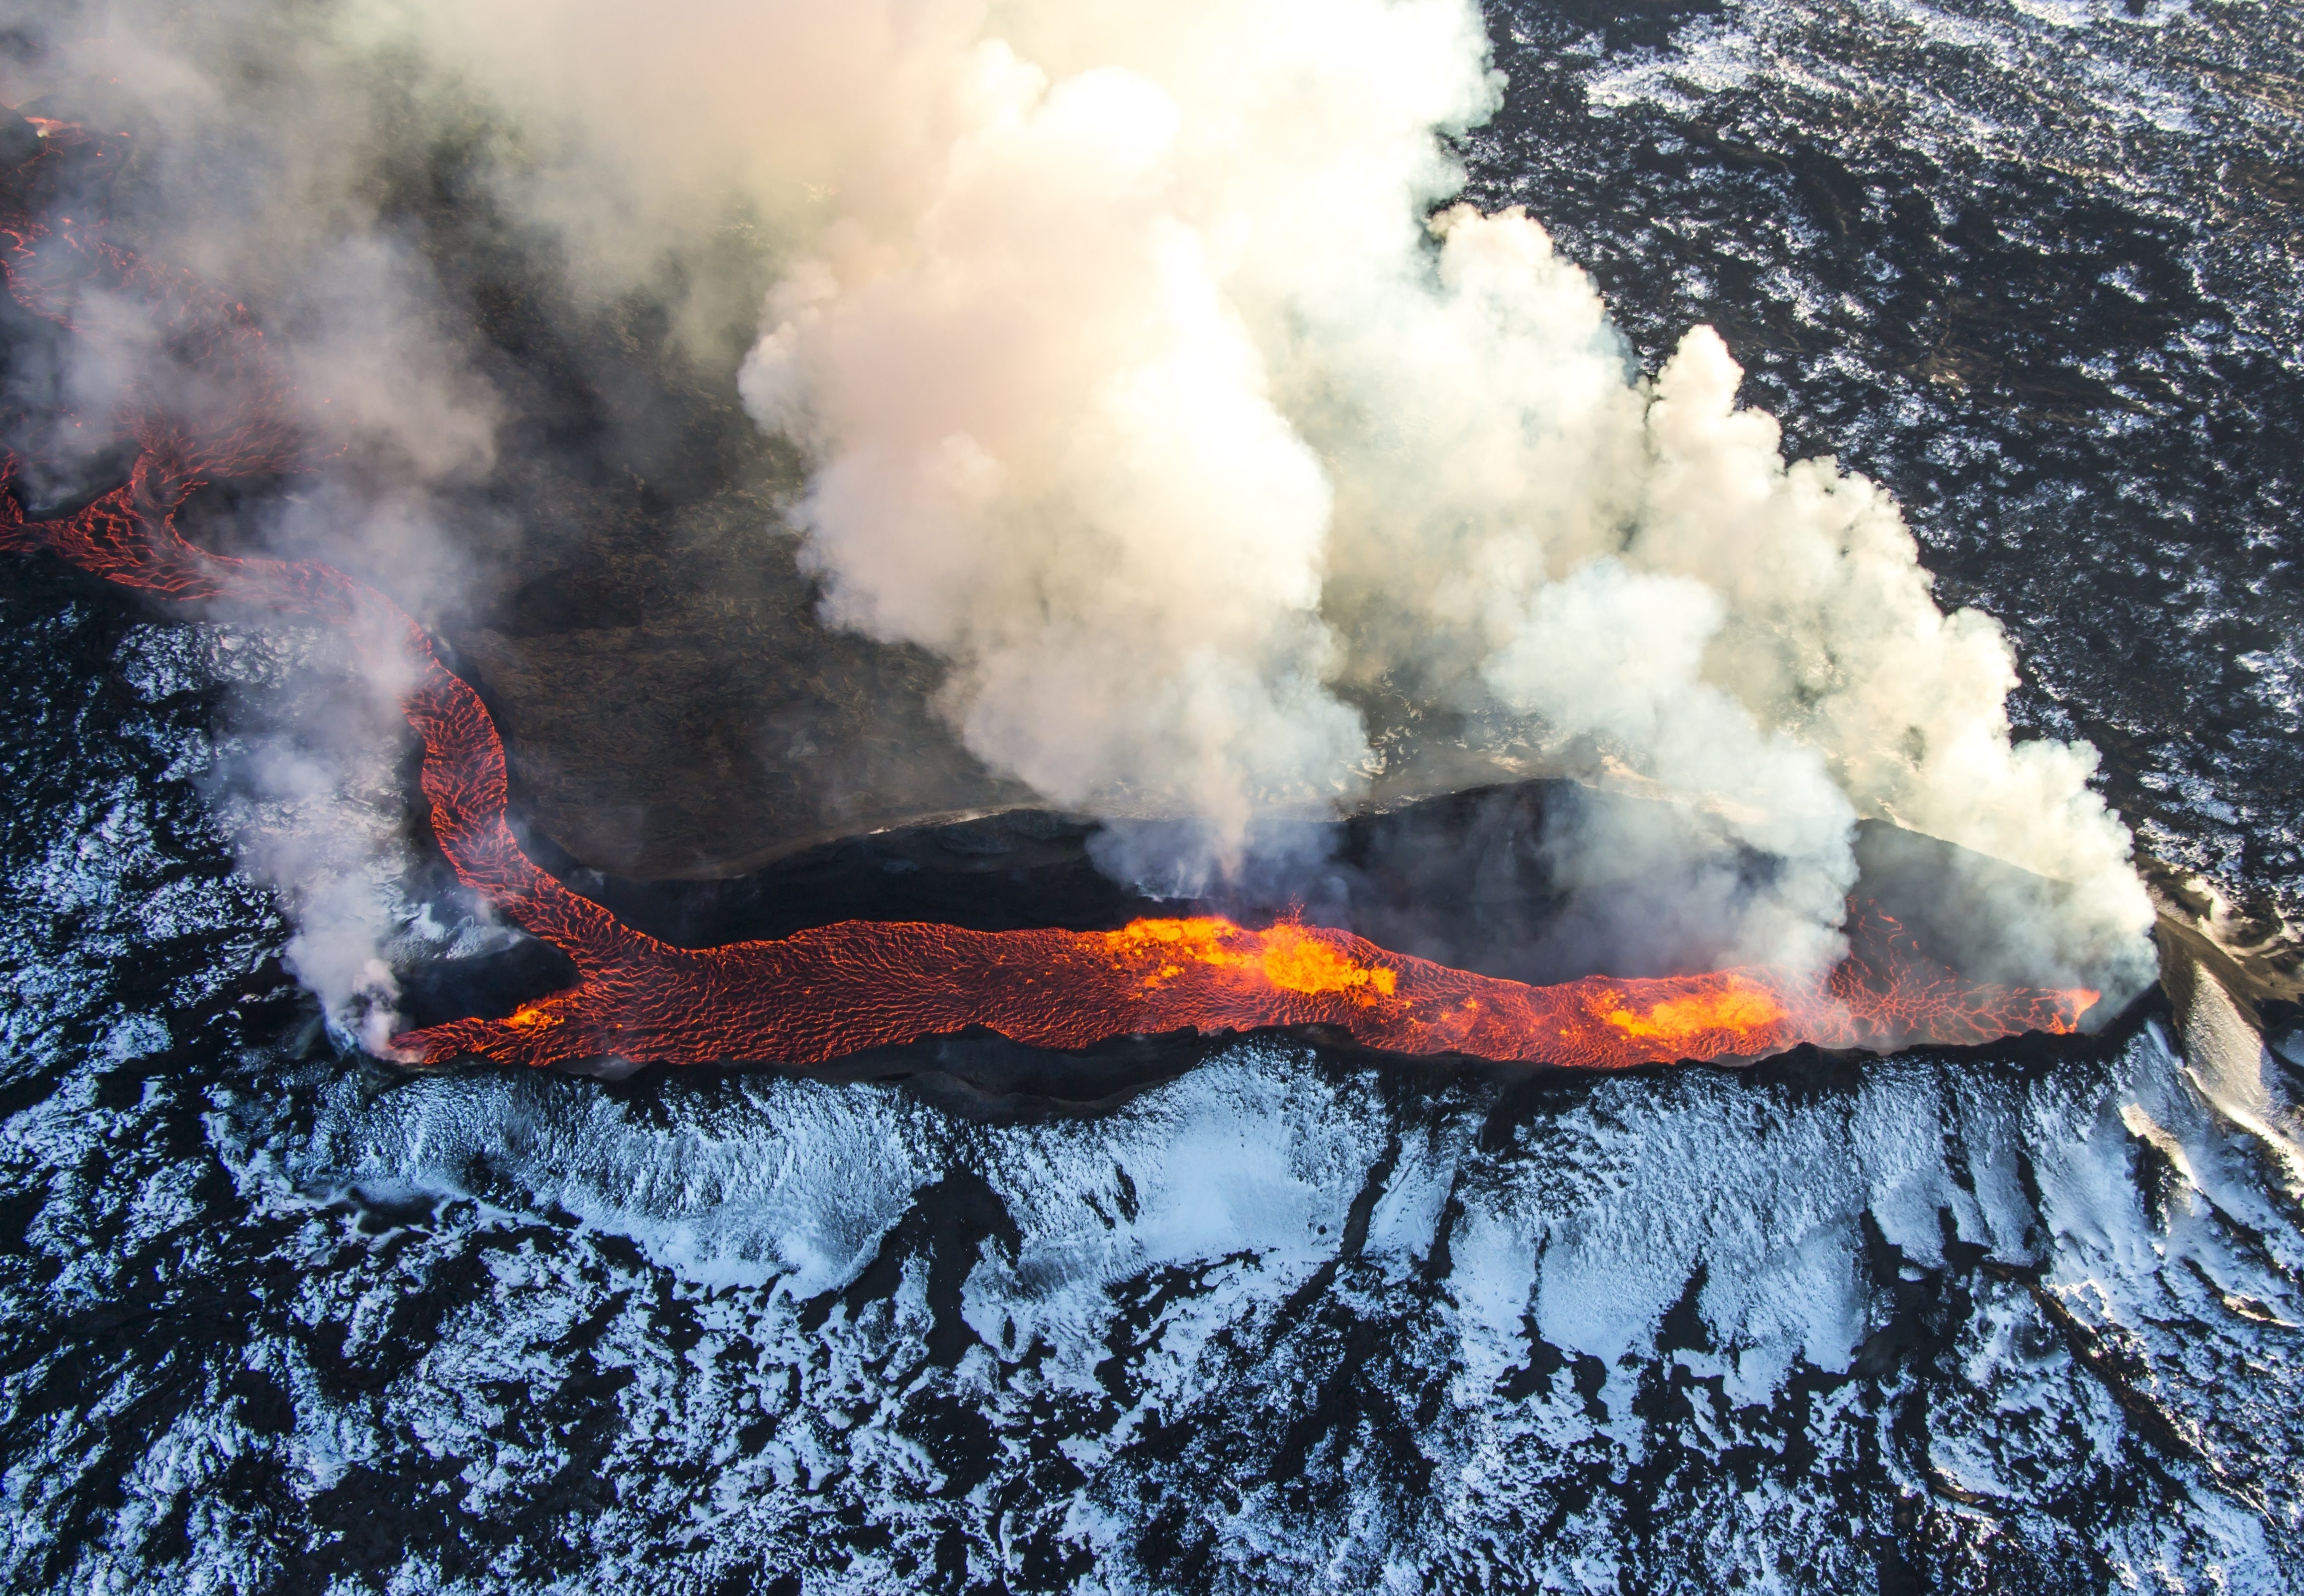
[600,0,2146,993]
[12,0,2157,1001]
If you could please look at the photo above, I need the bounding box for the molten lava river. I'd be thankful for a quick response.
[0,123,2098,1074]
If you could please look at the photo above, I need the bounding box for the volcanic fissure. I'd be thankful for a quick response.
[0,121,2098,1075]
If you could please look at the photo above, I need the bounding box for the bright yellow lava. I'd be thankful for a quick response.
[1253,923,1399,999]
[1598,981,1787,1041]
[1105,917,1398,1000]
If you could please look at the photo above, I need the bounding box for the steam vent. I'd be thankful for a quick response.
[3,4,2302,1592]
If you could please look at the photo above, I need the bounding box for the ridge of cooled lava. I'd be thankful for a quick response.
[0,119,2097,1076]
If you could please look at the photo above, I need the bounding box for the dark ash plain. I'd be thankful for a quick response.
[4,1,2304,1593]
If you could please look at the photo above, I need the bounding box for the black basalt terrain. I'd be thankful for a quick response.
[1465,0,2304,971]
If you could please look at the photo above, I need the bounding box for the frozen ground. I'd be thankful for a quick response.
[2,574,2301,1592]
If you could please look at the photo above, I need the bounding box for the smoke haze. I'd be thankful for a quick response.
[0,0,2158,1008]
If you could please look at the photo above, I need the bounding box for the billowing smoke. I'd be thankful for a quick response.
[661,0,2140,994]
[205,635,416,1056]
[5,0,2158,1006]
[0,0,503,1040]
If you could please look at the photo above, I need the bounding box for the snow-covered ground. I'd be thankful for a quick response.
[3,562,2301,1592]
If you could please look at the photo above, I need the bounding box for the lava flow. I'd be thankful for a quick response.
[404,910,2096,1071]
[0,121,2100,1074]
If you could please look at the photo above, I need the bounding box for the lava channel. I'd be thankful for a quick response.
[0,121,2101,1074]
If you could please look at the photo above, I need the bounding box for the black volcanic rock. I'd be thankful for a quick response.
[453,483,1032,880]
[0,113,41,170]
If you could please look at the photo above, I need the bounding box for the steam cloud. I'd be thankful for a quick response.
[2,0,502,1040]
[472,0,2146,993]
[5,0,2158,1006]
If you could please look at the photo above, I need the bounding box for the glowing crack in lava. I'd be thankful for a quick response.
[0,123,2100,1073]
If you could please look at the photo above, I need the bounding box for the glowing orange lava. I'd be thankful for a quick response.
[0,123,2101,1074]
